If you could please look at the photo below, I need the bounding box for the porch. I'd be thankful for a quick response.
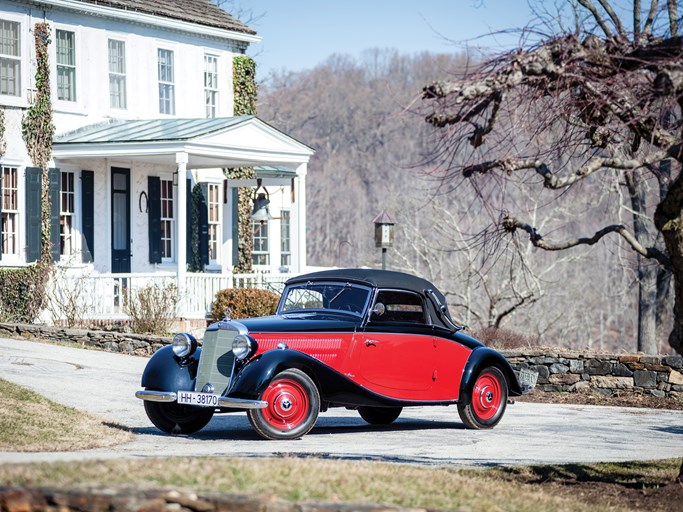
[46,270,295,324]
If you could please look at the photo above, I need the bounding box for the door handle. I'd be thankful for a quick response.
[365,339,379,347]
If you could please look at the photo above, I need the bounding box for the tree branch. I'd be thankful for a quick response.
[577,0,614,37]
[502,212,672,269]
[643,0,659,37]
[596,0,627,35]
[667,0,679,36]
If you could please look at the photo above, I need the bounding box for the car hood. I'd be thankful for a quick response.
[236,313,361,333]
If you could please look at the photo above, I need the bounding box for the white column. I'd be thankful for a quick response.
[176,152,188,292]
[295,163,307,272]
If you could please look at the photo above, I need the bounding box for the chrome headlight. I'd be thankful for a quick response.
[232,334,256,360]
[172,333,197,358]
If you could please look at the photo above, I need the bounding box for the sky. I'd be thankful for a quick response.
[233,1,539,80]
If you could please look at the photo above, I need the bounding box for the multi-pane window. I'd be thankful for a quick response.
[253,220,269,266]
[56,29,76,101]
[60,171,75,256]
[280,210,291,267]
[204,54,218,118]
[158,49,175,115]
[0,20,20,96]
[108,39,126,109]
[1,166,18,255]
[160,179,174,260]
[207,183,220,262]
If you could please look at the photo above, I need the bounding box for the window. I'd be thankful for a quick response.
[252,220,269,266]
[280,210,291,266]
[1,166,18,255]
[160,178,174,260]
[59,171,75,256]
[207,183,220,262]
[373,290,427,324]
[0,20,20,96]
[56,29,76,101]
[204,54,218,118]
[158,49,175,114]
[108,39,126,109]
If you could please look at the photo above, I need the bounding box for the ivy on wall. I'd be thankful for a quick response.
[189,183,203,272]
[228,55,258,272]
[0,109,6,158]
[21,22,55,266]
[6,22,56,322]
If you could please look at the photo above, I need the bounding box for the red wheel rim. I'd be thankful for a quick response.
[471,372,502,421]
[261,378,310,430]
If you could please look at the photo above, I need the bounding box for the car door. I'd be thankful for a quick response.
[354,290,438,400]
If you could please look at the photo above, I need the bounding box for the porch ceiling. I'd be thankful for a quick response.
[52,116,314,169]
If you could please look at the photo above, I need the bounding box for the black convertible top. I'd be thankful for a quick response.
[285,268,457,329]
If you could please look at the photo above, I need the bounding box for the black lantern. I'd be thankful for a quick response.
[251,179,271,224]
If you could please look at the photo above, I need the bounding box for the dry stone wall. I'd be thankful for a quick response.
[2,322,682,399]
[502,349,683,399]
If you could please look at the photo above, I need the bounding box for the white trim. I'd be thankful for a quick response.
[37,0,261,45]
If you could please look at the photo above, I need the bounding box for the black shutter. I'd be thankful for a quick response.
[199,183,209,266]
[25,168,42,262]
[147,176,161,264]
[81,170,94,263]
[48,167,60,262]
[231,188,239,266]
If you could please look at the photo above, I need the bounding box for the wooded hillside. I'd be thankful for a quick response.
[257,49,671,353]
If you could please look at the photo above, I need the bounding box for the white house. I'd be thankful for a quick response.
[0,0,314,321]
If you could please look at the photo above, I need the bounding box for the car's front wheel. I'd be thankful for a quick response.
[458,366,508,429]
[358,406,402,425]
[247,368,320,440]
[143,399,214,435]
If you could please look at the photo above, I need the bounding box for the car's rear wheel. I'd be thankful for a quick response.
[143,398,214,435]
[358,406,402,425]
[458,366,508,429]
[247,368,320,440]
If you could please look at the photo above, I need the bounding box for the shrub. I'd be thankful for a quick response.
[472,327,540,350]
[125,282,179,335]
[0,265,50,323]
[211,288,279,322]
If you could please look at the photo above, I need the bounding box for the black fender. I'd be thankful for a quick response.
[459,347,522,404]
[229,349,411,408]
[141,345,201,392]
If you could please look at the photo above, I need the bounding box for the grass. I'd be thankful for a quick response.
[0,378,131,452]
[3,456,676,512]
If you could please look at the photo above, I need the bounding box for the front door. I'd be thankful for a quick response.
[111,167,131,273]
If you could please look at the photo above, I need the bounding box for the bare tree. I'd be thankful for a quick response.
[421,0,682,354]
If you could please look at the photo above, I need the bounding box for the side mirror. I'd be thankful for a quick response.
[371,302,386,317]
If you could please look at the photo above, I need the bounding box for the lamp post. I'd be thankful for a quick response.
[372,210,395,270]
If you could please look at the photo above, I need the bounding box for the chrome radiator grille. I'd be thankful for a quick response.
[195,326,237,395]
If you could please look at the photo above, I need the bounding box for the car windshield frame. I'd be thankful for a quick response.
[277,281,373,317]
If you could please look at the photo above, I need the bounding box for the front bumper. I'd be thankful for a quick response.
[135,390,267,409]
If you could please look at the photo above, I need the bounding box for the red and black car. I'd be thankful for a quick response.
[136,268,528,440]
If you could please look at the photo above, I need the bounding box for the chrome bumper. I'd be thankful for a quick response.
[135,390,267,409]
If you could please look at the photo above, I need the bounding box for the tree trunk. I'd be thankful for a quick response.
[626,171,658,354]
[654,172,683,356]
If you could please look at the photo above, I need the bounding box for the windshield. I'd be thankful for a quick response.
[278,281,372,316]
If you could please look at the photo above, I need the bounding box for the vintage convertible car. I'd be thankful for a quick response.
[136,268,528,440]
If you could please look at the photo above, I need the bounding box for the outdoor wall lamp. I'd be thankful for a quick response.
[251,178,271,224]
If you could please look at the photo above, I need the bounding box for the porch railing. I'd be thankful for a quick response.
[45,271,294,322]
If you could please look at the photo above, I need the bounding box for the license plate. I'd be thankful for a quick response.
[177,391,219,407]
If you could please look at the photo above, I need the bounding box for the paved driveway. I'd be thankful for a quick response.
[1,337,682,466]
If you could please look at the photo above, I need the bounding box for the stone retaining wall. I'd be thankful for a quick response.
[501,349,683,399]
[2,322,682,399]
[0,322,169,357]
